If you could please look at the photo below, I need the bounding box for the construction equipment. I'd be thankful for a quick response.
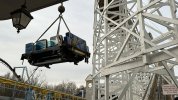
[21,4,90,68]
[21,33,90,68]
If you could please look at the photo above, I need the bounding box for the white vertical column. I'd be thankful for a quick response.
[170,0,178,38]
[105,75,109,100]
[104,0,108,63]
[104,0,109,100]
[92,79,96,100]
[137,0,147,64]
[129,73,133,100]
[92,0,97,99]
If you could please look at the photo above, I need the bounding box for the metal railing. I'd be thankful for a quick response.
[0,76,86,100]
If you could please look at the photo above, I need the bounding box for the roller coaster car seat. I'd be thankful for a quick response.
[21,33,90,68]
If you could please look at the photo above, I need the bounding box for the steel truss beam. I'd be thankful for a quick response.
[92,0,178,100]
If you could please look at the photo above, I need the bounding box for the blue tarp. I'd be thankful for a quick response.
[65,32,88,52]
[25,43,34,53]
[35,39,47,50]
[25,33,89,53]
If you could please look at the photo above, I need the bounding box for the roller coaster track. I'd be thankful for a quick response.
[0,57,21,81]
[0,76,85,100]
[0,58,85,99]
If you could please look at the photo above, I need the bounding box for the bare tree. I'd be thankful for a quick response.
[3,72,11,79]
[54,81,77,94]
[75,85,86,97]
[26,69,46,87]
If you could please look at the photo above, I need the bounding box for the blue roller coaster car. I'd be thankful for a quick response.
[21,32,90,68]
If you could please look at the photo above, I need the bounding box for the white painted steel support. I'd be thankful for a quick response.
[104,0,109,99]
[118,68,141,100]
[105,75,109,100]
[162,61,178,88]
[92,0,178,100]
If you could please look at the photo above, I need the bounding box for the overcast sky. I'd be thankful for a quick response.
[0,0,94,87]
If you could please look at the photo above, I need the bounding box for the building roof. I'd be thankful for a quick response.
[0,0,67,20]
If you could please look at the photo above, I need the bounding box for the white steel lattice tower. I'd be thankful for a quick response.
[92,0,178,100]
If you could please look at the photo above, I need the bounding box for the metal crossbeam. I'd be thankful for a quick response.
[92,0,178,100]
